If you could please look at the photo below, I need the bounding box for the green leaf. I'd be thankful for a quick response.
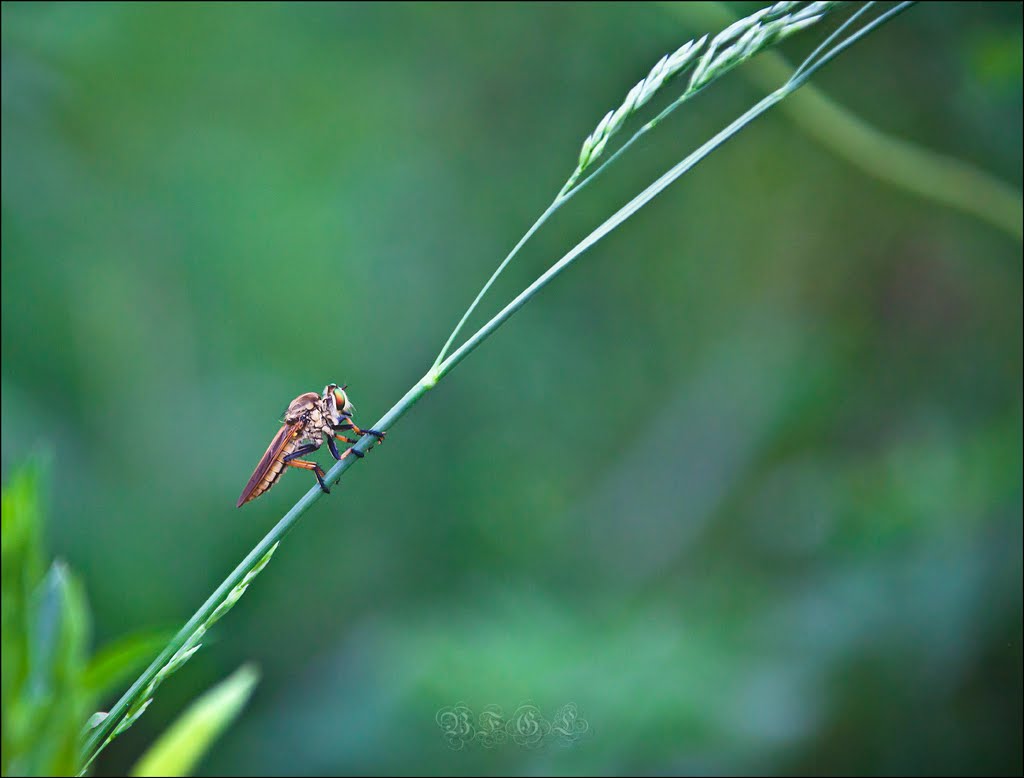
[27,563,87,698]
[1,455,51,739]
[129,665,260,777]
[1,458,95,777]
[0,454,49,580]
[10,561,92,777]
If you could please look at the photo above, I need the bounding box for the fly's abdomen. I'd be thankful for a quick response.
[247,439,297,501]
[237,424,304,507]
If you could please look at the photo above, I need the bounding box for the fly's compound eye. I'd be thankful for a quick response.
[333,387,348,411]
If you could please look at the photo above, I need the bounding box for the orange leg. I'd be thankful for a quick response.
[332,433,376,460]
[337,422,386,442]
[286,458,329,493]
[327,435,363,460]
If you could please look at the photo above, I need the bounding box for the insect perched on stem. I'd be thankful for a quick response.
[237,383,385,507]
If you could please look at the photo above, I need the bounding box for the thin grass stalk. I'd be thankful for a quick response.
[82,2,914,766]
[430,0,842,369]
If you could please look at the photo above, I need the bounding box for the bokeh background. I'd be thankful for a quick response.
[2,2,1021,775]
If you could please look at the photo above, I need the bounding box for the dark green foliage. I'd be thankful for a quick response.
[2,461,89,776]
[2,3,1021,776]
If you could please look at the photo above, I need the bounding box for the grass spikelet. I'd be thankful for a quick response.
[565,1,839,191]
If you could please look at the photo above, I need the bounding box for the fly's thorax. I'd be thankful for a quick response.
[307,405,324,428]
[284,392,321,424]
[295,399,331,445]
[305,404,328,443]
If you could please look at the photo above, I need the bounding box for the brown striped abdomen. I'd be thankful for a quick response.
[237,423,302,507]
[242,439,296,502]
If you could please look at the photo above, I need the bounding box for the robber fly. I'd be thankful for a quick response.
[237,383,384,507]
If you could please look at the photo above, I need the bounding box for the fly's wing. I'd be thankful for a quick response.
[237,422,301,507]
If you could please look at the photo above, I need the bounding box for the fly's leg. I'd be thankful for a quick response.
[327,435,358,461]
[359,425,386,441]
[330,434,364,459]
[332,415,384,462]
[335,421,386,442]
[283,455,329,494]
[285,443,319,460]
[313,465,329,493]
[331,428,379,459]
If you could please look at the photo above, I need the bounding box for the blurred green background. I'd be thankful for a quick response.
[2,2,1021,775]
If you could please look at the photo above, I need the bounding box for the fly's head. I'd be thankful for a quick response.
[324,383,354,425]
